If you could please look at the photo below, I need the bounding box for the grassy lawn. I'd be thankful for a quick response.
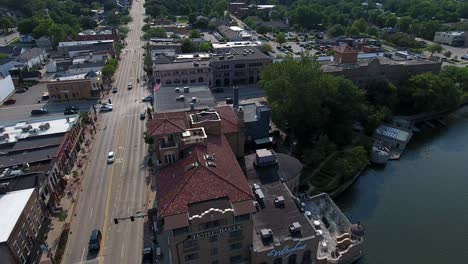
[176,16,188,23]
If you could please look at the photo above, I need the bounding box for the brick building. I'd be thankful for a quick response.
[210,47,272,87]
[153,61,210,86]
[323,45,442,86]
[76,29,118,42]
[0,188,46,264]
[46,71,102,101]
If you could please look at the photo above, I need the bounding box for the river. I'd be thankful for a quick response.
[336,107,468,264]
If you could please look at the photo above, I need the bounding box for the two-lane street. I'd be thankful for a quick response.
[62,1,150,263]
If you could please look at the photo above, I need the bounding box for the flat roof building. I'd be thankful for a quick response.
[153,61,210,87]
[0,188,47,264]
[46,71,102,101]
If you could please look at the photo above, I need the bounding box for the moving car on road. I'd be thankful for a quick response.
[128,82,133,90]
[100,103,113,112]
[88,229,102,252]
[31,108,48,115]
[107,151,115,163]
[3,98,16,105]
[142,95,153,102]
[112,87,118,93]
[140,112,145,120]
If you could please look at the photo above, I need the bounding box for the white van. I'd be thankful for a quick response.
[128,82,133,90]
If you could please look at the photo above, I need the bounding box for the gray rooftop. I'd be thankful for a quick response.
[154,85,216,112]
[211,47,270,62]
[68,61,105,70]
[17,48,44,63]
[153,61,209,71]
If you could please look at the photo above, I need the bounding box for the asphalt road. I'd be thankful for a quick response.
[62,1,150,264]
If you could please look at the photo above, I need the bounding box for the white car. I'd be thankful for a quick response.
[128,82,133,89]
[107,151,115,163]
[100,104,113,112]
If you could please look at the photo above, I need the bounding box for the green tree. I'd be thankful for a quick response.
[189,30,201,39]
[259,57,364,146]
[32,18,53,38]
[0,17,14,33]
[188,13,197,24]
[426,43,443,55]
[441,66,468,92]
[49,24,66,46]
[80,16,97,29]
[397,16,413,33]
[365,80,399,110]
[399,73,461,113]
[197,42,212,52]
[181,38,195,53]
[18,18,35,34]
[142,24,151,32]
[328,24,345,37]
[144,27,166,39]
[259,43,272,54]
[213,0,226,17]
[276,32,286,45]
[351,18,367,34]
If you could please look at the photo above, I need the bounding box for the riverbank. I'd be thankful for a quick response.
[335,106,468,264]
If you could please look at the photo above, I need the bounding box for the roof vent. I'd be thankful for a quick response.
[21,125,32,132]
[39,123,50,131]
[204,154,216,161]
[260,229,273,240]
[274,196,285,207]
[289,222,302,234]
[186,162,199,171]
[205,161,217,167]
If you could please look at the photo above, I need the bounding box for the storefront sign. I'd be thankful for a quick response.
[192,224,242,240]
[267,242,307,257]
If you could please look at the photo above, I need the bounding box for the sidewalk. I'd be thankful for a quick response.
[45,114,102,258]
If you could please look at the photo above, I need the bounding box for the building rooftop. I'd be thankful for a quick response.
[16,48,44,63]
[58,40,114,47]
[375,124,411,142]
[147,105,239,136]
[0,115,78,145]
[211,47,270,62]
[242,103,270,123]
[68,60,105,70]
[212,41,261,50]
[302,193,364,262]
[78,29,113,36]
[50,73,88,81]
[250,179,315,253]
[152,85,216,112]
[321,56,439,72]
[153,60,210,71]
[0,188,35,243]
[157,135,253,218]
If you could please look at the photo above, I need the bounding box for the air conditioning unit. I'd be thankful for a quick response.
[260,229,273,240]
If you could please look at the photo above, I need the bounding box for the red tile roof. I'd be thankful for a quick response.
[146,106,239,136]
[333,45,358,54]
[156,135,253,217]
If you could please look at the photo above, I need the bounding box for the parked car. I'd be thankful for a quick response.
[107,151,115,163]
[3,98,16,105]
[142,95,153,102]
[176,95,185,102]
[88,229,102,251]
[31,109,48,115]
[112,87,118,93]
[66,106,80,111]
[15,88,27,93]
[140,112,145,120]
[41,92,50,100]
[128,82,133,90]
[462,55,468,60]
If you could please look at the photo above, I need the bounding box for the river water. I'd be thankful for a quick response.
[336,107,468,264]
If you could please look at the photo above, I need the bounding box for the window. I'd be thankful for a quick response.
[184,253,199,262]
[234,64,245,69]
[230,242,242,251]
[198,77,204,83]
[20,253,27,264]
[288,254,297,264]
[13,241,20,254]
[198,220,224,231]
[211,247,218,256]
[230,255,242,264]
[183,240,198,249]
[209,235,218,243]
[230,230,242,238]
[235,214,250,223]
[172,226,190,236]
[274,258,282,264]
[27,216,32,224]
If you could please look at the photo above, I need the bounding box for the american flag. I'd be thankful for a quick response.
[153,82,161,93]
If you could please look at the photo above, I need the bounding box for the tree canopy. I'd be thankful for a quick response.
[259,56,365,147]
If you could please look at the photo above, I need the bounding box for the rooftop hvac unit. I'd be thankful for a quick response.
[39,123,50,131]
[289,222,302,234]
[260,229,273,240]
[21,125,32,132]
[274,196,285,207]
[255,189,265,200]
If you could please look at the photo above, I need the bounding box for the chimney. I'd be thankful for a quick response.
[233,86,239,111]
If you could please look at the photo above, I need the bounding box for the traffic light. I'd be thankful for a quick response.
[130,216,135,222]
[114,218,119,224]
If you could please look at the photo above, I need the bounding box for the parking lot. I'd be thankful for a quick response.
[0,82,97,122]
